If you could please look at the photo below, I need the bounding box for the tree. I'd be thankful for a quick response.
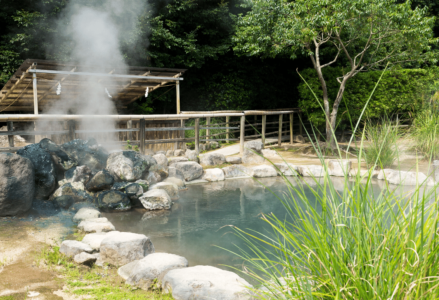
[234,0,438,147]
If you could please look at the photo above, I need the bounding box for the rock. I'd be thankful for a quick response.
[135,180,149,191]
[174,149,185,156]
[209,141,219,149]
[81,231,118,251]
[349,169,379,178]
[162,266,253,300]
[174,162,203,181]
[106,151,155,182]
[53,195,75,209]
[50,182,93,203]
[94,190,131,211]
[274,163,298,176]
[140,189,172,210]
[168,167,185,181]
[297,165,325,177]
[164,177,187,190]
[144,171,161,185]
[124,183,144,201]
[261,149,280,158]
[152,153,168,169]
[200,153,226,166]
[69,202,97,212]
[65,167,76,181]
[144,149,155,156]
[251,165,278,178]
[150,182,179,200]
[73,207,101,223]
[328,160,352,177]
[100,232,155,267]
[156,151,166,155]
[0,153,35,216]
[202,168,225,182]
[168,157,189,166]
[242,140,265,164]
[61,139,108,172]
[119,253,189,290]
[59,240,93,258]
[222,165,252,178]
[74,252,97,265]
[293,135,305,143]
[39,138,77,177]
[166,150,174,157]
[86,170,114,192]
[226,156,241,164]
[377,169,434,186]
[17,143,57,199]
[72,165,93,185]
[78,217,116,233]
[185,149,199,163]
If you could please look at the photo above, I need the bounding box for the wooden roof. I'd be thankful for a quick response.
[0,59,186,113]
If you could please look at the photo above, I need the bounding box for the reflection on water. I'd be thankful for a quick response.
[103,176,433,270]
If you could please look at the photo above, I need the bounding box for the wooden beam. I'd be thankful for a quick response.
[127,120,133,141]
[290,113,294,144]
[0,66,33,104]
[38,66,77,102]
[68,120,76,141]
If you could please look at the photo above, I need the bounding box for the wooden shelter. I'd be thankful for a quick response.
[0,59,186,114]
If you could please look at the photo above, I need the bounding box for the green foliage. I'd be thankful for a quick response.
[410,108,439,160]
[125,140,139,152]
[298,67,439,128]
[363,118,401,169]
[185,118,234,140]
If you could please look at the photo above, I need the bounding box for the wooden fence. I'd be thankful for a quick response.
[0,109,310,154]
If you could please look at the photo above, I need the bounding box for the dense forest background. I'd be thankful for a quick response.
[0,0,438,123]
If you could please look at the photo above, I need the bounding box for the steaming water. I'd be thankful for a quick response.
[103,177,395,269]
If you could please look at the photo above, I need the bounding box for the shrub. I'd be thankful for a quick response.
[410,109,439,160]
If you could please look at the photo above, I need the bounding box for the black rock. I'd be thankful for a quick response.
[72,165,93,185]
[94,190,131,211]
[61,139,108,172]
[39,138,77,175]
[53,195,75,209]
[86,170,114,192]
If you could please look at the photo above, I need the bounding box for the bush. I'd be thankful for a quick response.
[298,67,439,129]
[410,109,439,160]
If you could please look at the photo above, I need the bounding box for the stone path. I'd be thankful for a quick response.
[206,136,291,156]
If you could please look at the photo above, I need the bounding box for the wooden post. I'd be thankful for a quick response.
[68,120,76,141]
[139,119,145,154]
[226,116,230,143]
[176,81,180,114]
[262,115,266,146]
[33,73,40,143]
[254,115,257,135]
[195,118,200,153]
[206,117,210,143]
[240,115,245,155]
[180,119,185,149]
[7,121,14,147]
[278,114,283,147]
[289,113,294,144]
[299,113,303,135]
[127,120,133,141]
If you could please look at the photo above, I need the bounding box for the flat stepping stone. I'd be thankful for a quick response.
[60,240,93,258]
[297,165,325,177]
[251,165,277,178]
[118,253,188,290]
[202,168,225,182]
[81,231,119,251]
[74,252,97,264]
[77,217,115,233]
[73,207,101,223]
[149,182,179,200]
[274,163,298,176]
[225,156,242,164]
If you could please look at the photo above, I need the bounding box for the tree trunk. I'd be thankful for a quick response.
[328,77,349,148]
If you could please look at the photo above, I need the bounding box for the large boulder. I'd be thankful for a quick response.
[162,266,253,300]
[49,182,93,203]
[200,153,226,166]
[61,138,108,172]
[118,253,189,290]
[274,163,298,176]
[81,231,118,251]
[251,165,278,178]
[73,207,101,223]
[168,157,189,166]
[17,143,57,199]
[86,170,114,191]
[0,153,35,216]
[328,159,352,177]
[144,171,161,185]
[261,149,280,159]
[185,149,199,163]
[71,165,93,185]
[39,138,77,179]
[297,165,326,177]
[140,189,172,210]
[242,140,265,164]
[99,232,155,267]
[174,162,203,181]
[94,190,131,211]
[77,217,115,233]
[163,177,186,190]
[226,156,242,164]
[106,151,156,182]
[168,167,185,181]
[202,168,225,182]
[166,150,174,157]
[222,165,252,178]
[53,195,75,209]
[152,153,168,170]
[150,182,179,200]
[174,149,185,157]
[377,169,434,186]
[74,252,97,265]
[59,240,93,258]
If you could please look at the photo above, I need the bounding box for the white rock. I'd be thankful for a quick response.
[261,149,280,158]
[164,177,186,190]
[77,217,116,233]
[349,169,379,178]
[106,151,154,182]
[222,165,252,178]
[152,153,168,169]
[242,141,265,164]
[169,157,189,166]
[200,153,226,166]
[185,149,199,163]
[140,189,172,210]
[162,265,253,300]
[73,207,101,223]
[168,166,185,181]
[144,171,161,185]
[327,159,352,177]
[60,240,93,258]
[118,253,188,290]
[74,252,97,264]
[226,156,242,164]
[251,165,278,178]
[274,163,298,176]
[174,162,203,181]
[81,231,119,251]
[150,182,179,200]
[377,169,435,186]
[297,165,326,177]
[174,149,185,157]
[202,168,225,182]
[100,232,155,267]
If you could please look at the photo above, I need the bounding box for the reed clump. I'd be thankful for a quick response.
[410,109,439,160]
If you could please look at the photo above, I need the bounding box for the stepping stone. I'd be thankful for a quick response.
[202,168,225,182]
[73,207,101,223]
[140,189,172,210]
[77,217,115,233]
[74,252,97,264]
[274,163,298,176]
[251,165,277,177]
[60,240,93,258]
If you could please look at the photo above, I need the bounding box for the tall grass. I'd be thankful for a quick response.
[410,109,439,160]
[228,67,439,299]
[363,118,401,169]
